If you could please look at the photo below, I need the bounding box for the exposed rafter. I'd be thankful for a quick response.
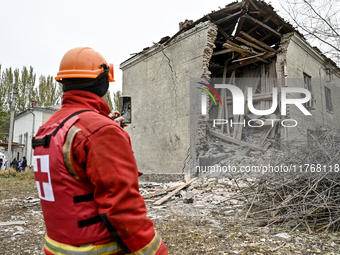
[243,14,282,37]
[240,31,275,52]
[214,10,242,25]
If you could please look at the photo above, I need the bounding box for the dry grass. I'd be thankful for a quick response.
[0,167,36,200]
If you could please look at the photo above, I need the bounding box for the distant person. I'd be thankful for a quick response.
[11,157,18,171]
[18,159,23,171]
[22,156,27,171]
[1,157,7,170]
[0,157,3,170]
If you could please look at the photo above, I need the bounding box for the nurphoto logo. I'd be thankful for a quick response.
[198,82,312,128]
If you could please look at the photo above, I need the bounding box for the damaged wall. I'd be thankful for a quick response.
[120,21,217,177]
[120,0,340,180]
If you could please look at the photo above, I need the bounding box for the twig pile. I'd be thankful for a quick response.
[244,129,340,232]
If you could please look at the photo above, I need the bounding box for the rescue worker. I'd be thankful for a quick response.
[32,47,168,255]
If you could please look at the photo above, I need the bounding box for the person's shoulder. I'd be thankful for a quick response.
[77,111,120,133]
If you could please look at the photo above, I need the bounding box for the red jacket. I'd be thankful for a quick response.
[34,90,168,255]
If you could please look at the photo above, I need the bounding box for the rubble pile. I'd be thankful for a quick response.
[141,176,254,220]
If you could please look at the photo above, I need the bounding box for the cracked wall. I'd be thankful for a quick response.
[120,21,217,176]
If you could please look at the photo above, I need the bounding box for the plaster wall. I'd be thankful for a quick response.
[283,35,340,141]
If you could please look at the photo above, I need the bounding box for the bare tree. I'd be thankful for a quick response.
[281,0,340,64]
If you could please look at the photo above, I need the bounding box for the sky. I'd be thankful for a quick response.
[0,0,283,93]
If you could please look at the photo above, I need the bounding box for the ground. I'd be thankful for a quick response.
[1,169,340,255]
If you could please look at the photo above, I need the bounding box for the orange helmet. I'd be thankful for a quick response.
[55,47,114,82]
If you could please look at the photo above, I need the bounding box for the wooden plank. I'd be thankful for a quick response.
[227,52,276,71]
[223,43,258,56]
[235,36,268,52]
[225,40,267,65]
[207,15,232,41]
[240,31,275,52]
[212,49,233,56]
[142,185,180,199]
[243,14,282,38]
[210,130,265,151]
[277,25,284,32]
[214,10,242,25]
[217,26,233,41]
[153,178,198,206]
[245,25,259,35]
[231,53,265,62]
[262,15,273,24]
[243,0,251,10]
[249,0,261,11]
[259,33,273,42]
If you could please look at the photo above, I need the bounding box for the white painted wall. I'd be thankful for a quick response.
[12,109,55,167]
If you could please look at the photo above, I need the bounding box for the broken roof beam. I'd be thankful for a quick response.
[231,53,266,63]
[211,1,244,18]
[223,42,260,55]
[212,48,233,56]
[235,36,268,52]
[240,31,275,52]
[223,42,269,64]
[207,15,232,41]
[227,51,276,71]
[214,10,242,25]
[243,14,282,38]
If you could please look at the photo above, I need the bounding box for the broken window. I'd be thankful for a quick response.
[325,86,333,113]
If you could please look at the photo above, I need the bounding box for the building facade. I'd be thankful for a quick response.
[120,0,339,179]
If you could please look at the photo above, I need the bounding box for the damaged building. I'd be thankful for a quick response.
[120,0,340,180]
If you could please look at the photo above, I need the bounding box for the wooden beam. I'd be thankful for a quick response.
[231,53,265,62]
[246,25,259,35]
[240,31,275,52]
[223,42,268,64]
[218,26,233,41]
[223,43,254,56]
[249,11,261,14]
[207,15,232,41]
[249,0,261,11]
[277,25,284,32]
[212,49,233,56]
[153,178,198,205]
[223,42,260,56]
[243,14,282,37]
[262,15,273,24]
[210,130,265,151]
[214,10,242,25]
[227,52,276,71]
[235,36,268,52]
[259,33,273,42]
[243,0,251,10]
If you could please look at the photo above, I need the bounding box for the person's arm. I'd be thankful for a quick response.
[73,123,168,255]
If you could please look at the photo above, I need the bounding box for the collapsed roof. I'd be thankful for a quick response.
[165,0,298,75]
